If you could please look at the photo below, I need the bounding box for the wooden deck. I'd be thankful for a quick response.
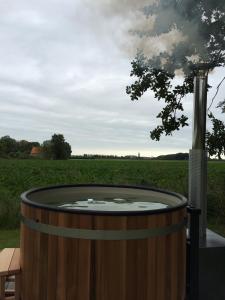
[0,248,21,300]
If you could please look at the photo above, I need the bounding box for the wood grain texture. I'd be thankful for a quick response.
[0,248,15,276]
[0,276,6,300]
[20,203,186,300]
[8,249,20,275]
[15,274,21,300]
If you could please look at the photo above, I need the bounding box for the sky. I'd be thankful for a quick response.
[0,0,224,156]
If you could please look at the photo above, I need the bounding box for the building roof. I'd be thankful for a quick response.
[30,146,42,155]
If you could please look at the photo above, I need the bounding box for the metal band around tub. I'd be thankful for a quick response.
[21,215,187,240]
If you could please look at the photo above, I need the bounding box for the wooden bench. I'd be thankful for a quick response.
[0,248,21,300]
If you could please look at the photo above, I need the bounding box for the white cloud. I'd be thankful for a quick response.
[0,0,224,156]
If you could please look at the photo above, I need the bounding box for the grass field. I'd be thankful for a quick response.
[0,158,224,248]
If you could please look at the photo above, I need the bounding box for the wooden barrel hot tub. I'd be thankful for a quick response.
[20,184,187,300]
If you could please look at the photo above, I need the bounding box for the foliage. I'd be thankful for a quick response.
[51,134,71,160]
[155,152,189,160]
[0,187,20,228]
[217,97,225,113]
[126,0,225,140]
[43,134,72,160]
[0,136,17,156]
[126,54,192,140]
[0,134,72,160]
[0,135,40,158]
[0,229,20,250]
[42,140,53,159]
[206,113,225,159]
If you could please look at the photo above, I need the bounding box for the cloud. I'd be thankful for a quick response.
[0,0,223,156]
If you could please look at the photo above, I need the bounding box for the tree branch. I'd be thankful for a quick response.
[208,76,225,111]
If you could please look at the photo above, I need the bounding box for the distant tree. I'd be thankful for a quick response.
[0,136,41,158]
[51,134,71,160]
[206,113,225,160]
[30,142,40,148]
[42,134,71,160]
[156,152,189,160]
[18,140,33,154]
[0,136,17,156]
[42,140,53,159]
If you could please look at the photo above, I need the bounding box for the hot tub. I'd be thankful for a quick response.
[20,184,187,300]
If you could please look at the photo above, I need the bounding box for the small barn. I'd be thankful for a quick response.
[30,146,43,158]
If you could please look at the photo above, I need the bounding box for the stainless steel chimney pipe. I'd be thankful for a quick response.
[189,70,208,246]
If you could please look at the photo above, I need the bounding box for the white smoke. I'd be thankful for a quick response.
[84,0,186,60]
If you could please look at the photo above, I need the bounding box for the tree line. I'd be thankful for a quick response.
[0,134,71,160]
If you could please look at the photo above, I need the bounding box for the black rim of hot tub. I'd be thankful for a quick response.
[21,184,187,216]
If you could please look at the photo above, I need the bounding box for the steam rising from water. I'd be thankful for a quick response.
[85,0,184,59]
[85,0,225,73]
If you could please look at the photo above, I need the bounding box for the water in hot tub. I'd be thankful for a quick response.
[58,197,168,211]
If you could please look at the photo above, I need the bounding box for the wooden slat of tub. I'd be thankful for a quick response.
[146,214,157,300]
[20,203,25,283]
[76,215,92,300]
[30,207,41,300]
[125,216,138,300]
[171,210,181,300]
[165,212,172,300]
[19,207,24,300]
[23,205,36,300]
[65,213,79,300]
[56,213,67,300]
[25,207,33,300]
[47,211,58,300]
[38,208,49,300]
[156,213,167,300]
[95,215,127,300]
[127,240,138,300]
[136,216,148,300]
[20,204,31,300]
[177,208,186,300]
[127,215,163,300]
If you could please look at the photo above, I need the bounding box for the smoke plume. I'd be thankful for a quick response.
[85,0,225,74]
[84,0,184,59]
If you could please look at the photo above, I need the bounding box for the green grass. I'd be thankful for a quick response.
[208,222,225,237]
[0,229,20,249]
[0,158,224,241]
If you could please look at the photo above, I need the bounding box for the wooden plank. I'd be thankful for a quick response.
[8,249,20,275]
[5,276,15,283]
[76,215,92,300]
[95,215,127,300]
[147,215,157,300]
[0,276,6,300]
[15,274,21,300]
[20,204,31,300]
[31,207,41,300]
[0,276,5,300]
[5,290,15,295]
[37,209,49,300]
[65,214,80,300]
[0,248,15,276]
[47,211,58,300]
[156,214,167,300]
[56,213,67,300]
